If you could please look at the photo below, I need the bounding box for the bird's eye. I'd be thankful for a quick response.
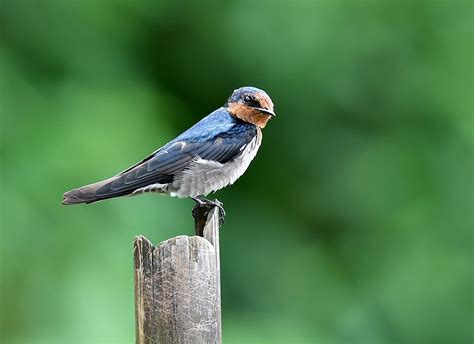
[243,95,252,103]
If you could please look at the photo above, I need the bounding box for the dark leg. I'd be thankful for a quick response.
[191,196,226,231]
[192,196,226,216]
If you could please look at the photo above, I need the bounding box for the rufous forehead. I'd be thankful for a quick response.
[255,91,274,109]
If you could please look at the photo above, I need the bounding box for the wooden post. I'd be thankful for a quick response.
[134,205,222,344]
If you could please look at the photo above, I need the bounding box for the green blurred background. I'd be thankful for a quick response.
[1,1,472,343]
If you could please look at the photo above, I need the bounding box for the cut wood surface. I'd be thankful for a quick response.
[134,206,222,344]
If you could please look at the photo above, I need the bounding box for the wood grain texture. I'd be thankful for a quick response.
[134,206,222,344]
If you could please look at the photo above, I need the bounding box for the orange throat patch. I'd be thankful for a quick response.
[228,103,271,128]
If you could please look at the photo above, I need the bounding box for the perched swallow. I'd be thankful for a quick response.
[62,86,275,208]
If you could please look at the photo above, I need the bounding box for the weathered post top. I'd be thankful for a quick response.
[134,206,222,344]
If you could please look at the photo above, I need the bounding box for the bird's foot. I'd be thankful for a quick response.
[191,196,226,227]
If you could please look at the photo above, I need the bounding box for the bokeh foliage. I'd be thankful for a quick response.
[1,1,472,343]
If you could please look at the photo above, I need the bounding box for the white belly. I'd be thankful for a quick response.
[170,128,262,198]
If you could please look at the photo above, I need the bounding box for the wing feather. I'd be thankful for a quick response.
[93,124,257,197]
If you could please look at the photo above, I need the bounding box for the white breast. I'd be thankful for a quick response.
[170,128,262,198]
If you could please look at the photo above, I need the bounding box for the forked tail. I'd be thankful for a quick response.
[62,176,128,205]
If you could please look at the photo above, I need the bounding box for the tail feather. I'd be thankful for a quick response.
[62,177,127,205]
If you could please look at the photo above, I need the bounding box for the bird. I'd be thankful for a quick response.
[62,86,275,211]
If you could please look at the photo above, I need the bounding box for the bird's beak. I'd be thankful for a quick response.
[256,107,276,117]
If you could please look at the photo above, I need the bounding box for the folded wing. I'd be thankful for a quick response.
[62,124,256,204]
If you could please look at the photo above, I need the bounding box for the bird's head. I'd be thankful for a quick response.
[225,87,275,128]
